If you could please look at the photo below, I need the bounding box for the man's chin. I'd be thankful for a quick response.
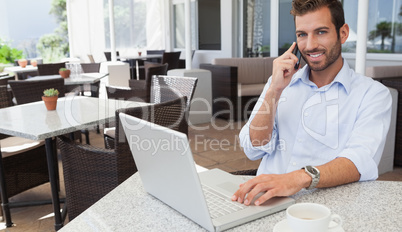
[307,62,327,72]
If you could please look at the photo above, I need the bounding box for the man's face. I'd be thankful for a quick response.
[295,7,345,72]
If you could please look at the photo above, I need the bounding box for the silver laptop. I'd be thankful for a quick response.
[119,113,295,231]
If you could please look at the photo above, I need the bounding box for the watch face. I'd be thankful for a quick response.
[307,166,319,175]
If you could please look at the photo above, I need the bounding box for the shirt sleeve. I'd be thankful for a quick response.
[337,83,392,181]
[239,78,278,160]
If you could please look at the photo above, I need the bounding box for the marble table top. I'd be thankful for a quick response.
[27,73,108,85]
[4,65,37,73]
[0,96,147,141]
[60,172,402,232]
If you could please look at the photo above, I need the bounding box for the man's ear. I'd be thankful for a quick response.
[339,23,349,44]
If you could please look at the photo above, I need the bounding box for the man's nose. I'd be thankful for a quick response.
[305,35,319,51]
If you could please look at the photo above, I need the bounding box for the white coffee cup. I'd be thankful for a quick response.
[286,203,343,232]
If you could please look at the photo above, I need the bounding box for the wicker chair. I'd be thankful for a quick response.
[16,70,39,80]
[0,75,14,86]
[80,63,101,73]
[57,96,188,221]
[146,49,165,63]
[37,62,66,76]
[161,51,181,70]
[104,51,120,61]
[77,63,101,97]
[0,85,52,221]
[8,78,66,105]
[104,75,197,148]
[128,62,168,103]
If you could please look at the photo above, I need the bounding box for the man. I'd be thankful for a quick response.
[232,0,391,206]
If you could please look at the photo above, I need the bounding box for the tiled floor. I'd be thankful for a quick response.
[1,119,401,231]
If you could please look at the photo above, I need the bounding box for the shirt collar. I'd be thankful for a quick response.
[288,59,352,94]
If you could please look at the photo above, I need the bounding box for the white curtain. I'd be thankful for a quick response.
[67,0,105,62]
[67,0,165,62]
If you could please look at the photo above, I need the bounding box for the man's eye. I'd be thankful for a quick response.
[318,31,327,35]
[297,33,306,38]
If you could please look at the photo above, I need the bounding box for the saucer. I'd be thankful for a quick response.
[273,219,345,232]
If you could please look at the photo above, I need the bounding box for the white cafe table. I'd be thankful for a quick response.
[60,173,402,232]
[0,96,148,230]
[28,73,108,97]
[27,73,107,85]
[4,65,38,74]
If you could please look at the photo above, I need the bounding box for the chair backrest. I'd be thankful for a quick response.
[144,62,168,80]
[125,62,169,103]
[105,86,143,102]
[16,70,39,80]
[80,63,101,73]
[8,78,65,105]
[115,96,188,148]
[104,51,120,61]
[87,54,95,63]
[151,75,197,108]
[146,49,165,55]
[57,134,134,221]
[161,51,181,70]
[0,85,12,108]
[56,96,188,221]
[0,75,15,85]
[37,62,66,76]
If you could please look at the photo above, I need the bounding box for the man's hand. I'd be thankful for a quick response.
[270,42,300,93]
[231,169,310,206]
[248,42,301,146]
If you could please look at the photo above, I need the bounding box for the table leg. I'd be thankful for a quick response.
[0,147,14,227]
[136,60,140,80]
[45,138,63,230]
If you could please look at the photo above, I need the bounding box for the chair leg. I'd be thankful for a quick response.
[83,130,90,145]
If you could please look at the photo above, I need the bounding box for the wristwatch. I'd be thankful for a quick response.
[302,166,320,190]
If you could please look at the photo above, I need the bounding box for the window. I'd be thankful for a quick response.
[103,0,163,51]
[344,0,402,54]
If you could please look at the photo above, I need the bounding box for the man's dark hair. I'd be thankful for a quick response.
[290,0,345,37]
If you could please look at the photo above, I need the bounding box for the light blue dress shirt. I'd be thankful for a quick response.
[239,61,392,181]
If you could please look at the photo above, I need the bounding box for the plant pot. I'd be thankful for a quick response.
[18,59,28,68]
[42,96,58,111]
[59,69,71,78]
[30,59,38,67]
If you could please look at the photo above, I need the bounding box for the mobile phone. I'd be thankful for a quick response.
[293,44,302,70]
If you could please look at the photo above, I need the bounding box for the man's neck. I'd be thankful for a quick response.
[309,57,344,88]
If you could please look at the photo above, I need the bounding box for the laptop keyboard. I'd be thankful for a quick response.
[202,184,246,219]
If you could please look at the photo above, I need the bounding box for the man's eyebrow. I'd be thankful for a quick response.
[295,26,330,34]
[314,26,330,31]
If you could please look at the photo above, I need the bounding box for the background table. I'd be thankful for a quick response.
[28,73,107,85]
[4,65,38,74]
[59,173,402,232]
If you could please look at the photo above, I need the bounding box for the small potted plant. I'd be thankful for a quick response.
[18,58,28,68]
[59,68,71,78]
[42,88,59,111]
[30,59,38,67]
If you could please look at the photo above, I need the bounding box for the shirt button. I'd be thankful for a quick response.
[297,138,303,143]
[304,112,309,117]
[292,162,297,166]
